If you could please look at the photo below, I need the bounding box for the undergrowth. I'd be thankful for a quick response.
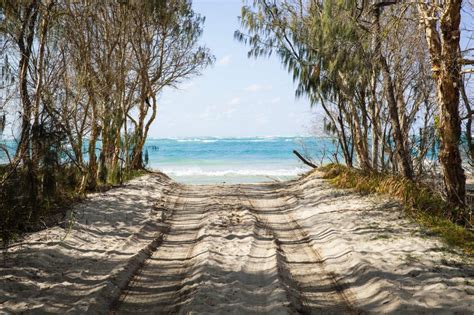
[0,165,150,248]
[320,163,474,256]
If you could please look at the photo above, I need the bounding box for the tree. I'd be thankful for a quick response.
[417,1,466,207]
[128,0,213,170]
[0,0,213,243]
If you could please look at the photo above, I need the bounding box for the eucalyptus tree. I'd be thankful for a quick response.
[238,0,418,172]
[0,0,214,244]
[0,0,213,210]
[366,2,438,178]
[128,0,213,170]
[416,0,467,207]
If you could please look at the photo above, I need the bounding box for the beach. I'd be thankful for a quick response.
[142,137,324,184]
[1,171,473,314]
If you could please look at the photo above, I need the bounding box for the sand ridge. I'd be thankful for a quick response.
[1,171,474,314]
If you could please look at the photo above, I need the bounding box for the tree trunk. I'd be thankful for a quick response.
[14,2,39,164]
[369,96,380,171]
[418,1,466,206]
[337,112,353,167]
[348,99,371,171]
[370,6,380,171]
[380,56,414,179]
[131,93,157,170]
[31,1,52,166]
[87,113,99,190]
[461,78,474,162]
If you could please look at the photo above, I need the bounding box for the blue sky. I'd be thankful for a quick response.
[149,0,319,138]
[145,0,474,139]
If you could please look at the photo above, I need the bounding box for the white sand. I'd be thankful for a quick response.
[1,171,473,314]
[0,173,175,313]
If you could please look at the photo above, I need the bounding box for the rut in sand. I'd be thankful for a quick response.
[113,182,357,314]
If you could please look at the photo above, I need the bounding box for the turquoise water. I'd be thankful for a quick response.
[0,137,337,184]
[144,137,334,184]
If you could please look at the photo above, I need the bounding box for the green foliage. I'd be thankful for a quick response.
[321,164,474,255]
[0,161,151,248]
[237,0,373,105]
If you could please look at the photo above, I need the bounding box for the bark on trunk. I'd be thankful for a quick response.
[461,79,474,162]
[348,99,371,171]
[380,57,414,179]
[131,93,157,170]
[418,1,466,206]
[14,2,39,164]
[87,113,99,190]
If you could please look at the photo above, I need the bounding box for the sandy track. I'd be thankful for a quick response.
[114,183,357,314]
[115,184,296,314]
[113,185,209,313]
[238,184,355,314]
[113,175,474,314]
[2,171,474,314]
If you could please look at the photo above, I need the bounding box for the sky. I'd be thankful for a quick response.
[149,0,320,138]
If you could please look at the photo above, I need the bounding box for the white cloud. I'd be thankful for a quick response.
[228,97,241,105]
[270,97,281,104]
[217,55,232,66]
[244,84,273,92]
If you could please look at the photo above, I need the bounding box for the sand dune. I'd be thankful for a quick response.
[1,171,473,314]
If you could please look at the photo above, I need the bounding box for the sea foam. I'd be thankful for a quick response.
[160,167,304,178]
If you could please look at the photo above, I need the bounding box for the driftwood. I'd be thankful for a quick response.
[293,150,317,169]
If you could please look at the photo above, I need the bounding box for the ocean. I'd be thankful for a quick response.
[144,137,334,184]
[0,136,336,184]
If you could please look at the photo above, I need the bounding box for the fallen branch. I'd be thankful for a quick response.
[293,150,317,169]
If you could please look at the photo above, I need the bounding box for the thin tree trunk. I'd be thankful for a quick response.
[14,2,39,164]
[348,99,371,171]
[87,104,99,190]
[461,78,474,162]
[31,1,52,166]
[380,56,414,179]
[131,93,157,170]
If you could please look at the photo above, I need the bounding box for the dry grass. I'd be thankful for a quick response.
[320,164,474,255]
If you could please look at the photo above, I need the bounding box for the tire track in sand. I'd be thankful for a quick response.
[112,184,212,313]
[238,183,359,315]
[108,182,182,313]
[113,182,358,314]
[177,185,294,314]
